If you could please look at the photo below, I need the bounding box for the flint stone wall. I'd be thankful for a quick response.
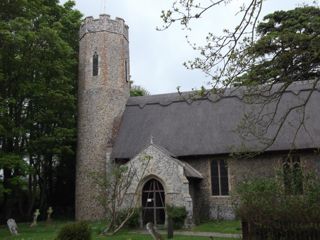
[183,150,320,222]
[79,14,128,41]
[76,14,130,221]
[123,144,193,227]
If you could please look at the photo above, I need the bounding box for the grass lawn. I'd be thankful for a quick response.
[192,220,241,234]
[0,221,238,240]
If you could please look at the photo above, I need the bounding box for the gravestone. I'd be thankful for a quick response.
[47,207,53,223]
[146,222,163,240]
[7,219,18,235]
[30,209,40,227]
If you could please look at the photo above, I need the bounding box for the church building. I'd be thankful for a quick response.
[75,14,320,226]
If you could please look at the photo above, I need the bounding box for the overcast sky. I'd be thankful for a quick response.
[60,0,316,94]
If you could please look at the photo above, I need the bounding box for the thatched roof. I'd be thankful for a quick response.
[112,81,320,159]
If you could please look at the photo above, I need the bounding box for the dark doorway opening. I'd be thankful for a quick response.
[142,178,165,225]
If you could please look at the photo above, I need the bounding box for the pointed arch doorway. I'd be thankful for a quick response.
[142,178,165,225]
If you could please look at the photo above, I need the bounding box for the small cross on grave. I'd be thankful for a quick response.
[30,209,40,227]
[47,206,53,223]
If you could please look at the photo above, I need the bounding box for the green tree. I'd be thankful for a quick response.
[161,4,320,153]
[130,85,150,96]
[160,2,319,86]
[238,6,320,85]
[0,0,82,221]
[230,7,320,152]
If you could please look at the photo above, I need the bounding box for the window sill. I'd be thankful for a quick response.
[210,195,230,198]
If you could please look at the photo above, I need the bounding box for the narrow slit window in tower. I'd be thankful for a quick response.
[93,52,99,76]
[125,59,129,82]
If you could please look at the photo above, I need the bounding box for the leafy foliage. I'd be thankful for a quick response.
[55,221,91,240]
[160,5,320,155]
[117,208,140,228]
[130,85,150,96]
[233,170,320,225]
[160,2,319,88]
[238,6,320,85]
[166,205,187,229]
[0,0,82,221]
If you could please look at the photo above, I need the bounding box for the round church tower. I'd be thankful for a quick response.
[76,14,130,220]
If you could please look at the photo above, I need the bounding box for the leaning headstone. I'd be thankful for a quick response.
[146,222,163,240]
[7,219,18,235]
[47,207,53,223]
[30,209,40,227]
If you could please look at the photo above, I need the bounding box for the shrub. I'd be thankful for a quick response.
[125,208,140,228]
[166,205,187,229]
[55,221,91,240]
[233,170,320,225]
[233,170,320,239]
[116,208,140,228]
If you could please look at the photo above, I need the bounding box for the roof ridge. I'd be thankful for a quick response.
[127,80,320,109]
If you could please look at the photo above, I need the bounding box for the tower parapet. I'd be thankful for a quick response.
[79,14,129,41]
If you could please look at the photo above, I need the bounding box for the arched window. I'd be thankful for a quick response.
[92,52,99,76]
[283,155,303,195]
